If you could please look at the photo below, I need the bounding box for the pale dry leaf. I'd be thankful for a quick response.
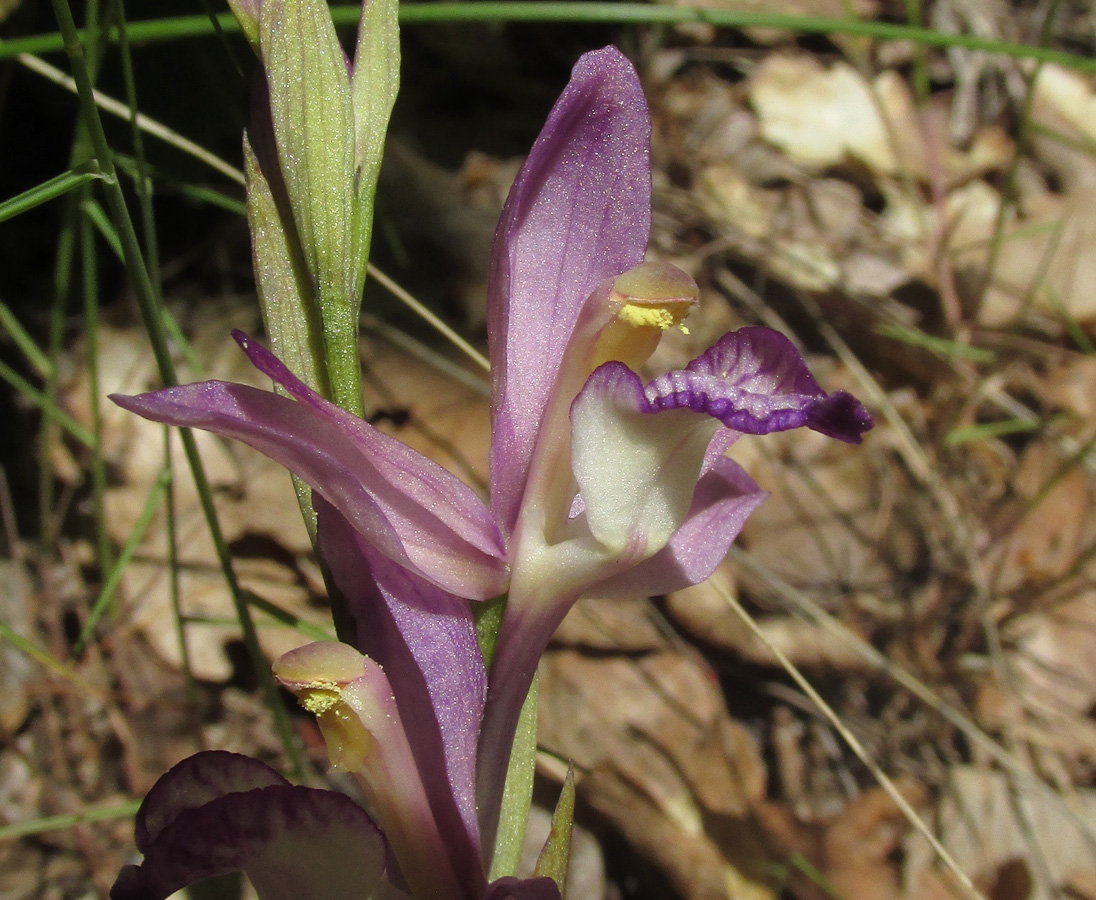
[870,65,1096,326]
[749,57,909,174]
[1041,354,1096,424]
[1066,868,1096,900]
[993,442,1094,594]
[881,176,1096,326]
[657,72,757,162]
[750,56,1011,185]
[552,596,668,652]
[698,164,779,241]
[697,165,844,291]
[905,767,1096,900]
[667,562,869,670]
[1030,65,1096,196]
[538,649,773,900]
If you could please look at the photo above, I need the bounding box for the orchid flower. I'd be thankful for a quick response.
[111,45,871,900]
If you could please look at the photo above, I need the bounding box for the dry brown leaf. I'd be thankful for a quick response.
[667,563,869,670]
[735,419,913,603]
[993,585,1096,763]
[538,649,773,900]
[875,64,1096,326]
[993,442,1094,594]
[360,332,490,488]
[756,779,926,900]
[905,767,1096,900]
[552,596,668,652]
[751,57,908,173]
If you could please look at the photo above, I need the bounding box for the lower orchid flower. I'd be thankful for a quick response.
[110,45,871,900]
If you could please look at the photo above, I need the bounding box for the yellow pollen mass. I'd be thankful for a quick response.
[298,686,342,716]
[590,262,699,370]
[618,303,676,330]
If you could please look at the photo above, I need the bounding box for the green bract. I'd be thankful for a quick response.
[238,0,400,418]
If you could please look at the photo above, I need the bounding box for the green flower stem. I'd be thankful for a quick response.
[3,5,1095,74]
[320,288,365,418]
[48,0,304,778]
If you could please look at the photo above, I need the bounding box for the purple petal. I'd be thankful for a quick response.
[488,46,651,534]
[485,876,563,900]
[110,334,507,600]
[135,751,287,852]
[644,327,873,443]
[114,779,386,900]
[316,497,487,896]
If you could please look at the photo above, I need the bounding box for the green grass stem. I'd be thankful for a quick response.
[0,358,95,446]
[81,196,123,258]
[0,301,53,378]
[0,801,142,841]
[0,165,102,223]
[81,199,114,576]
[874,323,997,364]
[2,5,1094,73]
[48,0,304,777]
[162,428,197,698]
[944,417,1046,446]
[0,619,91,690]
[72,468,169,655]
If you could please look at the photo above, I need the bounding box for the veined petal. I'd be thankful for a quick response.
[274,643,468,900]
[488,46,651,534]
[645,327,873,442]
[135,751,287,852]
[110,335,507,600]
[112,753,386,900]
[316,498,486,896]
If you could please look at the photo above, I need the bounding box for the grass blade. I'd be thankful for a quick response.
[72,468,170,656]
[0,300,53,378]
[0,164,102,223]
[0,801,142,841]
[2,7,1095,74]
